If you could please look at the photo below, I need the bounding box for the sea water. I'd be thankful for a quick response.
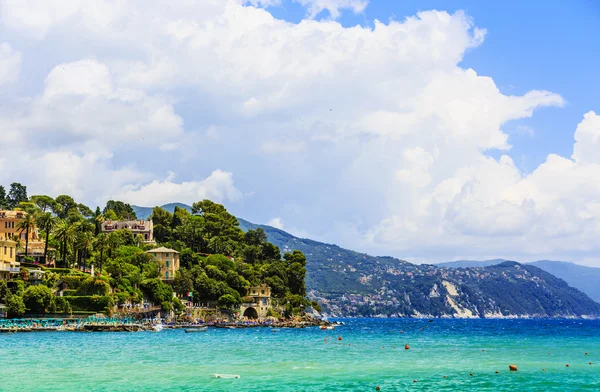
[1,318,599,391]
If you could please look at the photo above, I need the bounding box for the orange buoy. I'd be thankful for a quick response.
[405,344,410,350]
[509,365,518,371]
[324,338,327,342]
[443,376,447,379]
[566,364,569,367]
[589,362,593,365]
[338,336,342,341]
[375,386,381,391]
[413,380,417,383]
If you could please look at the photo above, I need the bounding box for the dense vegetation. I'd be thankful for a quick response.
[0,184,312,318]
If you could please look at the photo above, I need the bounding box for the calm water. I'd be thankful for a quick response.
[1,319,599,391]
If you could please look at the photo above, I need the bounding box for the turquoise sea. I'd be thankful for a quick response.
[1,318,599,391]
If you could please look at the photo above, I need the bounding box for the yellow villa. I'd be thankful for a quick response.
[0,239,20,281]
[145,247,180,280]
[0,210,39,241]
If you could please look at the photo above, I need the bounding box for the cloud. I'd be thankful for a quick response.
[0,1,598,265]
[267,217,285,229]
[573,111,600,164]
[0,42,21,84]
[294,0,368,19]
[115,170,243,207]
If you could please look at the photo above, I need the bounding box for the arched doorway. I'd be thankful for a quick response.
[243,307,258,319]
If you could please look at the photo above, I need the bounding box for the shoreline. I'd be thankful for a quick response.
[0,318,334,333]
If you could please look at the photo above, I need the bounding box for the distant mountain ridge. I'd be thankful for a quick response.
[436,259,600,303]
[131,203,600,317]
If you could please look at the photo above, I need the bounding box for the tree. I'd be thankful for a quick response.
[284,250,307,297]
[7,182,27,209]
[94,233,109,272]
[30,195,56,212]
[104,200,136,220]
[0,185,7,209]
[36,212,56,263]
[218,294,239,309]
[23,285,53,313]
[54,220,75,267]
[16,213,35,258]
[93,207,103,236]
[150,207,172,242]
[54,195,78,220]
[6,294,26,317]
[104,209,118,220]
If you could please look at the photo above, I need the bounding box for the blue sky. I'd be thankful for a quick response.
[268,0,600,173]
[1,0,600,265]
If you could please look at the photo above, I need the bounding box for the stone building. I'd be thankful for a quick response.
[101,219,154,243]
[240,284,272,319]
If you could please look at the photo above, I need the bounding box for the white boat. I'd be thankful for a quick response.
[270,328,280,332]
[215,374,240,379]
[153,324,164,332]
[185,326,208,333]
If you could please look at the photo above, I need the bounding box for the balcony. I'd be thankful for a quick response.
[10,267,20,273]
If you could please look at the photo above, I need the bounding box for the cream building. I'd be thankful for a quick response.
[0,239,20,281]
[146,247,180,280]
[240,284,272,319]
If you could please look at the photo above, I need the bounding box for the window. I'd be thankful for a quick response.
[166,271,169,279]
[10,247,12,258]
[166,261,169,268]
[261,290,265,294]
[3,246,6,255]
[165,253,169,257]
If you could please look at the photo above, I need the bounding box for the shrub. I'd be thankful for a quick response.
[23,285,53,313]
[76,277,111,296]
[47,268,77,275]
[6,294,26,317]
[61,275,86,289]
[62,296,114,312]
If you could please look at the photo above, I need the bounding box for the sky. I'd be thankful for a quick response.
[1,0,599,265]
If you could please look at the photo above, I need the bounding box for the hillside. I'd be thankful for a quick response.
[529,260,600,303]
[435,259,509,268]
[132,204,600,318]
[437,259,600,304]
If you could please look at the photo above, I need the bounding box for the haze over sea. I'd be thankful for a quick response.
[1,319,598,391]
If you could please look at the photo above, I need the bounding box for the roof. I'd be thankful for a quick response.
[0,210,27,219]
[146,247,180,254]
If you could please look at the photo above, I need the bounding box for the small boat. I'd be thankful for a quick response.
[215,374,240,379]
[185,326,208,333]
[320,325,335,330]
[153,324,164,332]
[271,328,280,332]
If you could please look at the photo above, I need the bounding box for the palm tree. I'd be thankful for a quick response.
[76,231,94,272]
[35,211,56,264]
[16,213,35,258]
[53,220,75,267]
[94,233,109,273]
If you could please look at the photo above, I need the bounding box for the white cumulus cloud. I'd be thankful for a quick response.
[0,1,598,265]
